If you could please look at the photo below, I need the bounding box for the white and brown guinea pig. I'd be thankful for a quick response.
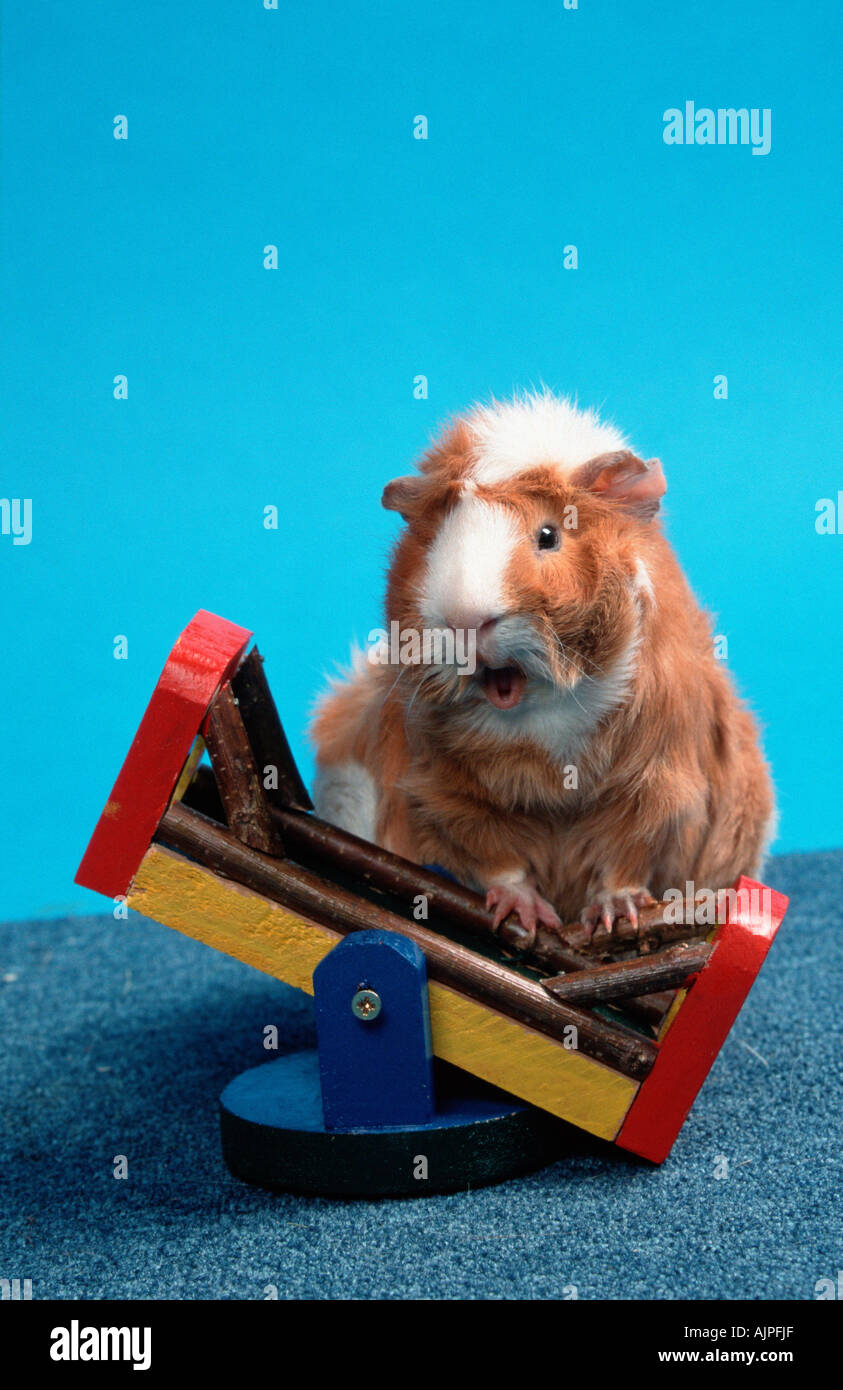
[310,389,775,937]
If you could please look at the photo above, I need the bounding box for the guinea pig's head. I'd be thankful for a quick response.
[381,391,666,731]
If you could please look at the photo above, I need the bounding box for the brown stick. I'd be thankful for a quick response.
[184,763,678,1029]
[273,803,597,963]
[156,802,658,1080]
[231,648,313,811]
[542,941,713,1007]
[202,676,704,961]
[265,802,681,1027]
[201,683,280,856]
[187,763,589,968]
[256,785,706,964]
[556,911,711,956]
[623,990,681,1029]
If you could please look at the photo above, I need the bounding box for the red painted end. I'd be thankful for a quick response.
[616,877,789,1163]
[75,610,252,899]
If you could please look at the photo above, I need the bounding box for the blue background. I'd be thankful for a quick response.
[1,0,840,920]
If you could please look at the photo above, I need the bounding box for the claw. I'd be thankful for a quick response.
[485,882,560,950]
[581,886,655,939]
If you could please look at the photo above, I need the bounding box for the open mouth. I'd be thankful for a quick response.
[480,664,527,710]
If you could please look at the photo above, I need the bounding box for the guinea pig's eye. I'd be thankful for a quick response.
[536,523,560,552]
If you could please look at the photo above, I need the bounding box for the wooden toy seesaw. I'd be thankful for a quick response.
[76,611,788,1197]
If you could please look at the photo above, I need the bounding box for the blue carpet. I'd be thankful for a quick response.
[1,851,840,1300]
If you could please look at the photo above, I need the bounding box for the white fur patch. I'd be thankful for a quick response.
[520,630,641,764]
[464,626,641,767]
[466,389,627,486]
[421,495,519,627]
[633,558,655,603]
[487,867,528,888]
[313,760,377,842]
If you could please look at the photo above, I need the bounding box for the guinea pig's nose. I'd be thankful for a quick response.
[444,612,499,639]
[444,614,500,662]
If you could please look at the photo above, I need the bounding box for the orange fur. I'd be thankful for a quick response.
[310,405,775,926]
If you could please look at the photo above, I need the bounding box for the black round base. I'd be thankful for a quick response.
[220,1051,562,1197]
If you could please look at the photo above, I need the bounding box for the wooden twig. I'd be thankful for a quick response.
[558,911,711,957]
[623,990,680,1029]
[156,802,659,1080]
[201,683,280,856]
[231,648,313,811]
[185,763,589,970]
[270,805,708,962]
[541,941,713,1007]
[183,763,678,1030]
[204,666,705,965]
[270,803,596,965]
[264,803,682,1027]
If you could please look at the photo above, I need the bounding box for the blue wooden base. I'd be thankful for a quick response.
[220,1052,563,1197]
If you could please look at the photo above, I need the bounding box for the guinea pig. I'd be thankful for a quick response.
[310,389,775,939]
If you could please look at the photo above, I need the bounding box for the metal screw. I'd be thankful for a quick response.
[351,988,382,1021]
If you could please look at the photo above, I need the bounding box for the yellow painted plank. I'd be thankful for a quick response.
[128,844,638,1141]
[426,984,637,1139]
[656,986,688,1041]
[655,924,720,1043]
[129,843,339,994]
[171,737,206,807]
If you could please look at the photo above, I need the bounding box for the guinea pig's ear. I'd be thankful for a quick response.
[381,474,424,521]
[570,450,667,521]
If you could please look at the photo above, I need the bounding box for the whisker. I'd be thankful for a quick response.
[538,617,606,680]
[381,661,411,706]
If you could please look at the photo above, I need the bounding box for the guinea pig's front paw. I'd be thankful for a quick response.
[581,886,655,939]
[485,882,561,947]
